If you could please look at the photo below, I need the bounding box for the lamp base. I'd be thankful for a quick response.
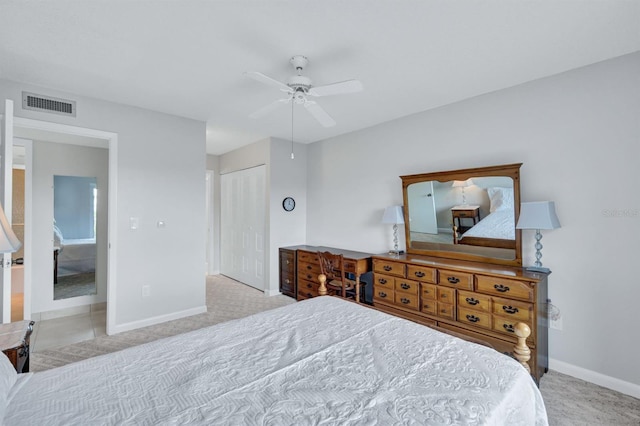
[388,250,405,256]
[525,266,551,273]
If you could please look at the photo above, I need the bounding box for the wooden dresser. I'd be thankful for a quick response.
[279,248,297,298]
[280,245,372,301]
[372,253,549,382]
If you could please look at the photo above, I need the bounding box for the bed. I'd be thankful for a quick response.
[1,296,547,425]
[53,223,96,283]
[454,187,517,250]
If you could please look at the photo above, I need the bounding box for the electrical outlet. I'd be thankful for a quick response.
[141,285,150,298]
[550,316,563,331]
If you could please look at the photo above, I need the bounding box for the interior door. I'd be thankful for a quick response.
[1,99,15,322]
[220,165,265,290]
[408,180,437,234]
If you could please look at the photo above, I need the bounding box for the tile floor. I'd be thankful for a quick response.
[31,310,107,353]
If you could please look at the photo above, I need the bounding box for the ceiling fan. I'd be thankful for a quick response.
[244,55,363,127]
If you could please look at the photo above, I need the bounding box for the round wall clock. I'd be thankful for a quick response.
[282,197,295,212]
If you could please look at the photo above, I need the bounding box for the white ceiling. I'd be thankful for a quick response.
[1,1,639,155]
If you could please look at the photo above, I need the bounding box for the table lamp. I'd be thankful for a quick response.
[452,179,473,205]
[516,201,560,273]
[0,203,21,254]
[382,205,404,255]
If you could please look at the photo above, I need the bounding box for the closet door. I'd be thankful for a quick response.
[220,165,265,290]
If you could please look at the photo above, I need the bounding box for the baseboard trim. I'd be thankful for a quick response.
[107,305,207,335]
[550,358,640,399]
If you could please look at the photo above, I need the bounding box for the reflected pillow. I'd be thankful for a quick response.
[487,187,514,213]
[53,224,64,247]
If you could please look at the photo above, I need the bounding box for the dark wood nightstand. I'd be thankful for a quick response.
[451,205,481,234]
[0,320,35,373]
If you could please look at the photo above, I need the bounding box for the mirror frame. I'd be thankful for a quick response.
[401,163,522,266]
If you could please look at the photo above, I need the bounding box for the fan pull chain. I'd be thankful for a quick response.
[290,100,295,160]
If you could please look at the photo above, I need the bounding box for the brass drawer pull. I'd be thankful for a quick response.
[414,271,425,278]
[400,298,410,304]
[447,276,460,284]
[494,284,510,293]
[466,314,480,323]
[306,283,312,289]
[440,294,448,299]
[378,278,388,284]
[383,265,392,271]
[400,283,410,290]
[503,324,515,333]
[502,305,519,314]
[285,279,290,284]
[465,297,479,305]
[306,265,312,270]
[378,291,387,298]
[286,260,290,265]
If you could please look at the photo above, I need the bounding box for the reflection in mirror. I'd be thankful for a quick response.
[402,164,522,266]
[53,175,98,300]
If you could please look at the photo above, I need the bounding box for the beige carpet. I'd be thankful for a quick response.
[30,275,640,425]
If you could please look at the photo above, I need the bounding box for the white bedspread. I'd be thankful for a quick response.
[5,297,547,425]
[460,208,515,241]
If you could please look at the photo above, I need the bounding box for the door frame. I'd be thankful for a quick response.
[11,117,118,334]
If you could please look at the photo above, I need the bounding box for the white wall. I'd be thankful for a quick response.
[0,79,207,332]
[306,52,640,391]
[32,142,108,313]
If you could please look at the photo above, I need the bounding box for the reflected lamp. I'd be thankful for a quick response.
[516,201,561,273]
[452,179,474,205]
[0,203,21,254]
[382,205,405,255]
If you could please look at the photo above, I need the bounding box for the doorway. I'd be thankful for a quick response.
[219,165,266,291]
[2,102,118,334]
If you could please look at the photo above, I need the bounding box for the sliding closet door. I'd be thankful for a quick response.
[220,165,265,291]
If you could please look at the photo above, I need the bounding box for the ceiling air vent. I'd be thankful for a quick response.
[22,92,76,117]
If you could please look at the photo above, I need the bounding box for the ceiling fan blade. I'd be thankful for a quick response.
[308,79,363,97]
[244,71,292,92]
[249,98,291,119]
[304,101,336,127]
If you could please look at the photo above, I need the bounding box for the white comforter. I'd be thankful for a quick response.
[5,297,547,425]
[460,208,515,241]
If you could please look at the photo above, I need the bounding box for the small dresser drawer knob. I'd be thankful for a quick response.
[286,260,290,265]
[285,279,290,284]
[466,315,480,323]
[502,305,519,314]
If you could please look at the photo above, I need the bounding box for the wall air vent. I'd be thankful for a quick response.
[22,92,76,117]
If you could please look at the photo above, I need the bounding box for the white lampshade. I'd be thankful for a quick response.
[516,201,561,230]
[452,179,472,188]
[0,204,21,253]
[382,205,405,224]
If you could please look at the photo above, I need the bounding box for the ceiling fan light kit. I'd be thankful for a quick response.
[244,55,363,128]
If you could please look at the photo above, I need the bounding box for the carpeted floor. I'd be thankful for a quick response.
[54,272,97,300]
[31,275,640,425]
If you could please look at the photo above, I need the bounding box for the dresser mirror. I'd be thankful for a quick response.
[401,163,522,266]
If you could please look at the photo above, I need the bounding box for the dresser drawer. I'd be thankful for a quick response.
[297,280,319,300]
[437,286,455,305]
[373,273,395,291]
[458,307,492,329]
[373,260,405,277]
[298,262,320,283]
[438,269,473,290]
[395,278,419,295]
[395,292,419,310]
[297,250,319,264]
[437,302,455,319]
[476,275,534,302]
[406,265,437,283]
[492,296,533,322]
[421,283,437,300]
[457,290,491,312]
[374,287,394,303]
[492,317,535,343]
[421,299,437,315]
